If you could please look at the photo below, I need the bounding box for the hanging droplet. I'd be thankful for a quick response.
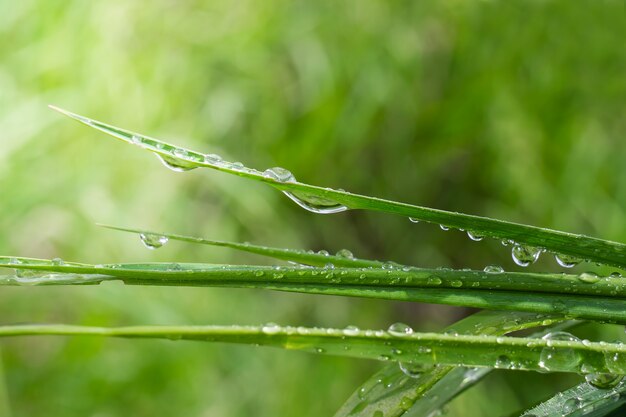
[467,231,484,241]
[511,244,542,267]
[585,373,623,389]
[336,249,355,259]
[263,167,296,183]
[408,217,419,223]
[538,332,582,372]
[282,191,348,214]
[156,154,198,172]
[399,362,433,378]
[555,254,582,268]
[139,233,169,250]
[577,272,600,284]
[439,225,450,231]
[483,265,504,274]
[387,322,414,337]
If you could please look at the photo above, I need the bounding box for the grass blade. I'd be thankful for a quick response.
[3,257,626,324]
[98,224,382,268]
[0,323,625,375]
[50,106,626,269]
[520,379,626,416]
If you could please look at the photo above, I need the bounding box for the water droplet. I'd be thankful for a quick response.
[263,167,296,183]
[204,153,222,163]
[484,265,504,274]
[611,272,623,278]
[511,244,542,267]
[336,249,354,259]
[439,225,450,231]
[254,270,264,277]
[343,325,360,336]
[450,280,463,288]
[315,347,325,353]
[139,233,169,250]
[604,351,626,374]
[563,397,582,413]
[156,154,198,172]
[408,217,420,223]
[467,231,483,241]
[130,134,142,144]
[555,254,582,268]
[262,322,281,335]
[585,373,623,389]
[282,191,348,214]
[51,258,64,266]
[538,332,582,372]
[388,322,414,337]
[427,276,442,285]
[495,355,511,369]
[578,272,600,284]
[399,362,433,378]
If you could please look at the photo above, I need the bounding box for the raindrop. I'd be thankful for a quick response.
[538,332,582,372]
[336,249,355,259]
[555,254,582,268]
[343,325,360,336]
[282,191,348,214]
[139,233,169,250]
[408,217,420,223]
[156,154,198,172]
[399,362,433,378]
[263,167,296,183]
[577,272,600,284]
[484,265,504,274]
[511,244,542,267]
[467,231,483,241]
[388,323,414,337]
[261,322,281,335]
[585,373,623,389]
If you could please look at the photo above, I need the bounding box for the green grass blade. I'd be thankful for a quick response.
[3,257,626,324]
[98,224,382,268]
[520,379,626,417]
[0,323,624,375]
[50,106,626,269]
[336,311,573,417]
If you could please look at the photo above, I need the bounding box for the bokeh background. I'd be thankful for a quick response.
[1,0,625,415]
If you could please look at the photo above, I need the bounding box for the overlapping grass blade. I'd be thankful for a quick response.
[2,256,626,324]
[98,224,381,268]
[0,323,624,375]
[50,106,626,269]
[336,310,572,417]
[520,379,626,417]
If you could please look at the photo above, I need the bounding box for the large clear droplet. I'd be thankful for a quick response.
[387,322,414,337]
[336,249,355,259]
[282,191,348,214]
[585,373,623,389]
[140,233,169,250]
[156,154,198,172]
[555,254,582,268]
[399,362,433,378]
[577,272,600,284]
[483,265,504,274]
[538,332,582,372]
[263,167,296,183]
[467,231,484,241]
[408,217,419,223]
[511,244,542,267]
[343,325,360,336]
[261,322,281,335]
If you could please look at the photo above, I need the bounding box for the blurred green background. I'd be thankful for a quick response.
[1,0,625,415]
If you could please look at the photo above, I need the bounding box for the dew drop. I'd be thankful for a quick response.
[156,154,198,172]
[51,258,64,266]
[563,397,582,413]
[399,362,433,378]
[467,231,484,241]
[282,191,348,214]
[450,280,463,288]
[538,332,582,372]
[578,272,600,284]
[261,322,281,335]
[611,272,623,278]
[388,322,414,337]
[336,249,355,259]
[408,217,420,223]
[427,276,442,285]
[604,351,626,375]
[511,244,542,267]
[484,265,504,274]
[495,355,512,369]
[204,153,222,163]
[439,225,450,231]
[139,233,169,250]
[555,254,582,268]
[263,167,296,183]
[585,373,623,389]
[343,325,360,336]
